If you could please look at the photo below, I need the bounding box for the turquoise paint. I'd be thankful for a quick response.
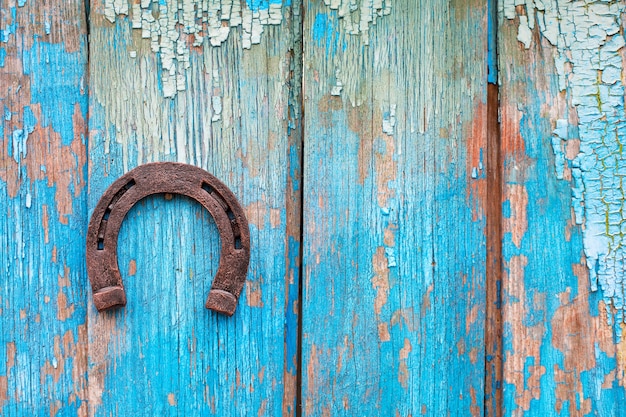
[311,12,343,59]
[0,8,16,43]
[285,236,300,375]
[6,0,626,415]
[302,2,488,415]
[312,13,329,44]
[487,0,497,84]
[22,40,88,146]
[95,195,257,415]
[0,3,89,414]
[302,106,487,415]
[247,0,284,11]
[499,15,626,411]
[503,0,626,335]
[88,109,294,416]
[87,2,301,414]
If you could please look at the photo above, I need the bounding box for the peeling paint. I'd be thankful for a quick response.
[322,0,391,45]
[303,1,488,414]
[102,0,285,96]
[103,0,391,97]
[503,0,626,330]
[89,0,302,413]
[0,1,89,414]
[550,260,619,415]
[372,246,389,317]
[397,338,411,389]
[503,184,528,249]
[503,254,547,412]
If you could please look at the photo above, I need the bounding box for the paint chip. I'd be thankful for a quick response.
[505,1,626,332]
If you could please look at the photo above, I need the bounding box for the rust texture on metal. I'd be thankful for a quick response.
[86,162,250,316]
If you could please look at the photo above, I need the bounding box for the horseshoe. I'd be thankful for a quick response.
[86,162,250,316]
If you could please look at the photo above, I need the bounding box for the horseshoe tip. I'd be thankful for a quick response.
[206,289,238,316]
[93,286,127,311]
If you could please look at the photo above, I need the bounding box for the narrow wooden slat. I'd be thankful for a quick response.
[0,1,89,414]
[86,1,302,414]
[498,3,626,415]
[301,1,488,415]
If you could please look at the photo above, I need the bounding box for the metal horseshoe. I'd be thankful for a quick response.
[86,162,250,316]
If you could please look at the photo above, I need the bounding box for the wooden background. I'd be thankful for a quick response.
[1,0,626,415]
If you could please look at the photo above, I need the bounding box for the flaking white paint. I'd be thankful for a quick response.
[323,0,392,45]
[103,0,391,98]
[502,0,626,330]
[104,0,286,97]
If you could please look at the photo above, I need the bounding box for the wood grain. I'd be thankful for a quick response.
[86,0,302,415]
[301,1,488,415]
[6,1,626,415]
[0,0,89,414]
[498,5,626,416]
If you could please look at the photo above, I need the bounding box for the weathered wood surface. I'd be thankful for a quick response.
[301,1,489,415]
[86,0,301,415]
[6,0,626,415]
[0,0,89,415]
[497,2,626,415]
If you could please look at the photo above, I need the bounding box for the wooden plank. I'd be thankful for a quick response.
[0,1,89,415]
[86,0,302,415]
[498,2,626,415]
[301,1,488,415]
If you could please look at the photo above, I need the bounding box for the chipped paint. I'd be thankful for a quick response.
[503,254,547,411]
[88,0,303,414]
[103,0,283,96]
[0,0,89,414]
[303,1,488,414]
[321,0,391,44]
[103,0,391,97]
[502,1,626,331]
[372,246,389,316]
[498,3,626,412]
[397,338,412,389]
[503,184,528,249]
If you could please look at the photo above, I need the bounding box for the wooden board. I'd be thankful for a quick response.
[8,1,626,415]
[498,2,626,415]
[301,1,489,415]
[86,0,302,414]
[0,1,89,414]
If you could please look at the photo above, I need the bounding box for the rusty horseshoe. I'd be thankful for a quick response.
[86,162,250,316]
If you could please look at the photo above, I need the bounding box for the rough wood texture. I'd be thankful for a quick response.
[8,0,626,415]
[86,0,302,414]
[0,0,89,415]
[498,3,626,415]
[301,1,488,415]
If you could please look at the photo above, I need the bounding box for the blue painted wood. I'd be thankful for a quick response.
[0,1,89,414]
[498,5,626,416]
[301,1,488,415]
[5,1,626,415]
[86,0,301,415]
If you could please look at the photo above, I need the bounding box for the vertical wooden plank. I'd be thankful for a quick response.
[485,0,503,414]
[498,2,626,415]
[87,0,301,415]
[0,0,89,415]
[301,1,488,415]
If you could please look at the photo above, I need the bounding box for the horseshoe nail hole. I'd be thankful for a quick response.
[124,179,136,190]
[202,182,229,210]
[234,236,242,250]
[97,239,104,250]
[201,182,214,194]
[103,208,111,221]
[226,209,235,220]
